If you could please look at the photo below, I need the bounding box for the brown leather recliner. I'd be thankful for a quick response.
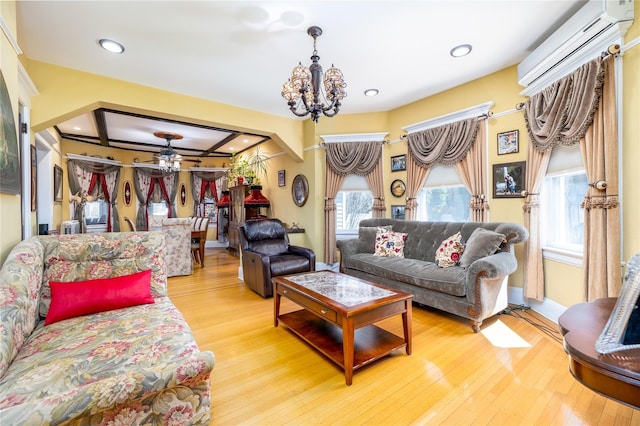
[239,218,316,298]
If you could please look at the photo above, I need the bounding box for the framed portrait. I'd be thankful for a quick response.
[292,174,309,207]
[278,170,285,187]
[123,180,132,207]
[31,145,37,211]
[493,161,526,198]
[0,69,20,195]
[53,165,63,202]
[391,154,406,172]
[596,253,640,354]
[391,205,405,220]
[497,130,519,155]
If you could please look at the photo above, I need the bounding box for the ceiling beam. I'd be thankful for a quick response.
[93,109,110,147]
[202,133,239,156]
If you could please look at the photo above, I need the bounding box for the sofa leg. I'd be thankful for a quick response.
[471,320,482,333]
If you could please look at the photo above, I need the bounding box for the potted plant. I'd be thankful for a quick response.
[226,146,270,186]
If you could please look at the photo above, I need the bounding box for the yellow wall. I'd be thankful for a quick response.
[0,1,22,262]
[2,3,639,311]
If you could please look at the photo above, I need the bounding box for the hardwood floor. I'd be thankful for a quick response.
[168,248,640,426]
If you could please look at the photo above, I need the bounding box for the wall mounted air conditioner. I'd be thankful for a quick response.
[518,0,634,89]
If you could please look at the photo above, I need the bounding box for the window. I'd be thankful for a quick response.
[540,144,587,263]
[148,201,169,218]
[541,170,588,252]
[336,175,372,234]
[84,200,108,225]
[415,165,471,222]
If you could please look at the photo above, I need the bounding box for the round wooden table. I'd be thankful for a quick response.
[558,298,640,409]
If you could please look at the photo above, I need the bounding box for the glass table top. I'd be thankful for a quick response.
[285,271,396,307]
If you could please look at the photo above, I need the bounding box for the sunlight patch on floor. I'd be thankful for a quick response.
[481,319,532,348]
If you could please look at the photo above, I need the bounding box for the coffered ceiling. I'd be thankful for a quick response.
[17,1,587,158]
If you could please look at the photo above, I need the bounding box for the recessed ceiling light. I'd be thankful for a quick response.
[99,39,125,54]
[450,44,472,58]
[364,89,379,97]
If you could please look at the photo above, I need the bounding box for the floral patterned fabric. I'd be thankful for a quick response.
[435,232,465,268]
[374,228,408,258]
[161,218,194,277]
[0,232,214,425]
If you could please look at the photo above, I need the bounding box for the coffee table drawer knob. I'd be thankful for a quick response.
[321,309,328,315]
[283,289,288,294]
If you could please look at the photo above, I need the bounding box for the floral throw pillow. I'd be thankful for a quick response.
[374,228,408,258]
[435,232,465,268]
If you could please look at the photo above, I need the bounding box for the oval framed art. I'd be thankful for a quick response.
[180,183,187,207]
[292,174,309,207]
[123,180,132,206]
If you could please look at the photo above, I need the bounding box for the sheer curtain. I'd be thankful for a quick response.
[522,56,619,301]
[406,117,482,220]
[324,141,383,264]
[67,159,121,233]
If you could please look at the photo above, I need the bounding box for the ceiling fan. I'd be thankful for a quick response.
[154,131,183,171]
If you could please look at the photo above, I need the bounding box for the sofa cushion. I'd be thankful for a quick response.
[270,254,312,277]
[39,233,166,318]
[435,232,465,268]
[458,228,506,268]
[0,297,214,424]
[45,269,154,325]
[374,229,407,258]
[358,226,392,253]
[344,253,467,297]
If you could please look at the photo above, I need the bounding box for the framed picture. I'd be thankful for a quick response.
[292,174,309,207]
[123,180,132,207]
[53,165,63,202]
[278,170,285,187]
[0,69,20,195]
[179,183,187,206]
[595,253,640,354]
[31,145,37,211]
[493,161,526,198]
[390,179,406,198]
[391,205,405,219]
[391,154,406,172]
[497,130,519,155]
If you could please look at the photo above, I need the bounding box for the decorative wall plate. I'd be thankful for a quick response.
[292,174,309,207]
[391,179,406,197]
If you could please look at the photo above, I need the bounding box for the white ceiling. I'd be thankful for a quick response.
[16,0,587,157]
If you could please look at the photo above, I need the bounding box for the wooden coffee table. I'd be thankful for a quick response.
[273,271,412,385]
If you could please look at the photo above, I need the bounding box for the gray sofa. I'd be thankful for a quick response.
[336,219,528,332]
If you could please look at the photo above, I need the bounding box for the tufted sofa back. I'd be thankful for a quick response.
[357,219,528,263]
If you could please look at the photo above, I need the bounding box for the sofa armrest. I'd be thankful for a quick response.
[336,238,359,257]
[289,245,316,270]
[336,238,359,272]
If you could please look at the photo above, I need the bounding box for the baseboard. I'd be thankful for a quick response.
[507,286,567,323]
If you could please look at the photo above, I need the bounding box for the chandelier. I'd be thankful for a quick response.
[281,26,347,123]
[153,131,183,172]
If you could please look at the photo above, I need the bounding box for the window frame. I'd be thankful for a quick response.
[540,167,588,267]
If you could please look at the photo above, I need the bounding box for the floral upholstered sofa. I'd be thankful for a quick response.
[0,232,215,425]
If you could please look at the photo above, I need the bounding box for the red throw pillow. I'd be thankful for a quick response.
[45,269,154,325]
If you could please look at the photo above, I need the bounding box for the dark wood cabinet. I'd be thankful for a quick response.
[227,185,260,251]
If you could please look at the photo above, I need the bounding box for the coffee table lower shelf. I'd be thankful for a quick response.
[278,309,407,373]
